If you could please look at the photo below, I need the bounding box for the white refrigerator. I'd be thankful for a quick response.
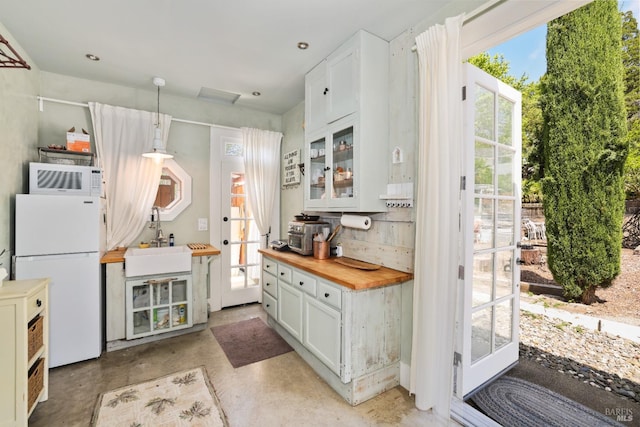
[14,194,104,368]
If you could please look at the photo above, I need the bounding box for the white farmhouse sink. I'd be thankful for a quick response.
[124,245,193,277]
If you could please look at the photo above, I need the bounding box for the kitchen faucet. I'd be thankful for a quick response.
[150,206,167,247]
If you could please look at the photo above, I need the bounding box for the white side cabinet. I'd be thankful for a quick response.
[304,30,389,212]
[0,279,49,427]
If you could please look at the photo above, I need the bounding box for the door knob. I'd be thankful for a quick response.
[223,240,229,245]
[223,217,229,222]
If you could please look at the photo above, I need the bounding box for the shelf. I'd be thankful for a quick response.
[334,179,353,188]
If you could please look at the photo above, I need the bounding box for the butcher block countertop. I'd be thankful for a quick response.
[100,244,221,264]
[259,248,413,290]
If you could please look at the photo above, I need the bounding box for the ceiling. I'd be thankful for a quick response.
[0,0,485,114]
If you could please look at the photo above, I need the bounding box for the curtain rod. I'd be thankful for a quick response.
[410,0,507,52]
[36,96,240,131]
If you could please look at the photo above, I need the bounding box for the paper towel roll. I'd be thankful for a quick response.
[0,267,7,288]
[340,214,372,230]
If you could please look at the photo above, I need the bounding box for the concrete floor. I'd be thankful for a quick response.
[29,304,449,426]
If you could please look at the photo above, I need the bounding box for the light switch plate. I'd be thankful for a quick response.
[198,218,208,231]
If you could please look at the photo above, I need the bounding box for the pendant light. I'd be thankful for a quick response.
[143,77,173,160]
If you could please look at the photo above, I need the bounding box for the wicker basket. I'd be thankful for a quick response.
[28,316,44,361]
[28,358,45,410]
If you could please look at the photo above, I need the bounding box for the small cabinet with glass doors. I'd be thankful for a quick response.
[125,274,193,339]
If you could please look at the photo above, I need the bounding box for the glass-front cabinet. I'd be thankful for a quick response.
[125,274,193,339]
[307,119,356,209]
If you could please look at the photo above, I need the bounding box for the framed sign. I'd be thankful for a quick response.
[283,149,301,187]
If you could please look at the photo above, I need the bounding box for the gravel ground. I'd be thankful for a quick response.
[518,246,640,405]
[519,310,640,404]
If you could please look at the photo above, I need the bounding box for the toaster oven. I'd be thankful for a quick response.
[287,220,329,255]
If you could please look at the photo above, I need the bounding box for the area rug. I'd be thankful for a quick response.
[472,376,625,427]
[91,366,228,427]
[211,317,293,368]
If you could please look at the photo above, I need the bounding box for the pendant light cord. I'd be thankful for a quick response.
[156,85,160,127]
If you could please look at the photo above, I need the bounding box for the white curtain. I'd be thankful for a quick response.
[89,102,172,250]
[410,15,464,417]
[242,127,282,247]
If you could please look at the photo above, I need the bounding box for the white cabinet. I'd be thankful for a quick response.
[277,281,303,342]
[304,30,389,212]
[304,293,341,375]
[0,279,49,427]
[125,274,193,339]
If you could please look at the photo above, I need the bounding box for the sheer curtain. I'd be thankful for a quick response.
[242,127,282,248]
[410,15,464,418]
[89,102,172,250]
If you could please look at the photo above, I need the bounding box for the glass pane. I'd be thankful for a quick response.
[247,264,261,287]
[471,307,493,363]
[132,285,149,309]
[475,85,495,140]
[172,304,188,326]
[475,141,494,194]
[496,199,514,247]
[496,251,514,299]
[172,280,187,302]
[498,95,514,146]
[332,126,354,200]
[310,137,326,201]
[133,310,150,334]
[497,146,514,196]
[153,283,170,305]
[230,267,246,290]
[153,307,170,330]
[472,253,493,307]
[495,299,513,351]
[474,197,494,251]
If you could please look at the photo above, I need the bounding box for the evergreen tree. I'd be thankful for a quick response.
[541,0,628,304]
[622,10,640,198]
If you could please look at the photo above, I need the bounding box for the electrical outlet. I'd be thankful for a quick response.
[198,218,208,231]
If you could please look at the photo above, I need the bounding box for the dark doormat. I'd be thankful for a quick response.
[211,317,293,368]
[471,376,625,427]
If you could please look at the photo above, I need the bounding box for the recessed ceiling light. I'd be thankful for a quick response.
[297,42,309,50]
[252,91,261,97]
[85,54,100,61]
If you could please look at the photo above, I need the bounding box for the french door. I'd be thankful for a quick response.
[210,128,261,309]
[457,63,522,397]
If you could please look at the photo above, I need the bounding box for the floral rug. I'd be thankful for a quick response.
[91,366,228,427]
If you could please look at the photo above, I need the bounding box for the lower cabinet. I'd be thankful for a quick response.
[304,294,341,375]
[277,281,303,342]
[125,274,193,339]
[261,256,402,405]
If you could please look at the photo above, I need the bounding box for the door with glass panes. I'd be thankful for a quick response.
[457,63,522,397]
[220,156,261,308]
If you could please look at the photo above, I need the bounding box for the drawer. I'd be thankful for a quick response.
[263,258,278,276]
[292,270,316,297]
[278,265,292,284]
[262,271,278,298]
[27,287,46,320]
[317,281,342,310]
[262,291,277,319]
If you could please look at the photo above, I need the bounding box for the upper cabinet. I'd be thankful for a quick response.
[304,30,389,212]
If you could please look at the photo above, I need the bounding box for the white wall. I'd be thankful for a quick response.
[0,22,40,273]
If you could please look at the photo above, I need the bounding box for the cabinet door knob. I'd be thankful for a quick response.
[266,264,270,268]
[266,304,270,308]
[324,293,330,298]
[36,299,42,307]
[299,281,304,286]
[280,272,284,276]
[323,87,329,95]
[324,166,331,172]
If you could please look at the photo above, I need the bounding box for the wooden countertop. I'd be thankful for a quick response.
[100,244,221,264]
[259,248,413,290]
